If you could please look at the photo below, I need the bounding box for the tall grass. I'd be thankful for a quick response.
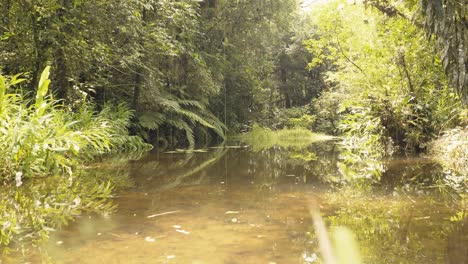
[239,124,335,151]
[0,67,151,182]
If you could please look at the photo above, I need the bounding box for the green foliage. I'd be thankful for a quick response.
[311,91,343,135]
[265,106,316,130]
[337,107,387,183]
[430,126,468,181]
[0,67,142,247]
[287,114,316,129]
[0,67,151,181]
[0,0,227,147]
[304,0,465,182]
[202,0,308,131]
[239,124,335,151]
[137,94,226,149]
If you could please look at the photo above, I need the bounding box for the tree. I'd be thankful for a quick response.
[363,0,468,103]
[419,0,467,103]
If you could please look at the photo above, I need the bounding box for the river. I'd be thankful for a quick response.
[3,141,466,263]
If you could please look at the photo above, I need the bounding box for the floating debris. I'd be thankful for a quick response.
[415,216,431,220]
[172,225,181,229]
[210,145,244,149]
[303,253,318,262]
[145,236,156,242]
[225,211,240,214]
[167,255,176,259]
[147,211,180,218]
[56,241,63,245]
[175,229,190,235]
[231,218,238,223]
[165,149,208,154]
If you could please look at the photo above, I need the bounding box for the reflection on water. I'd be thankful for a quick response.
[1,142,466,263]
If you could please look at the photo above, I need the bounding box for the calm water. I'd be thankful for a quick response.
[3,142,467,263]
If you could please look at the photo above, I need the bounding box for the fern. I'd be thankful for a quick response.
[138,92,226,148]
[139,112,167,130]
[166,119,196,149]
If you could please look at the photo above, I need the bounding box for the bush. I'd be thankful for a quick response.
[0,67,151,248]
[266,106,316,130]
[0,67,151,182]
[430,127,468,178]
[337,106,388,183]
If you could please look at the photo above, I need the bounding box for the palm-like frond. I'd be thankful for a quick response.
[138,92,226,148]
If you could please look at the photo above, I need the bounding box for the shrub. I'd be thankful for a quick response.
[0,67,151,182]
[430,127,468,178]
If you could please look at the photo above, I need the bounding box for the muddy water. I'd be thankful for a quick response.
[8,143,468,263]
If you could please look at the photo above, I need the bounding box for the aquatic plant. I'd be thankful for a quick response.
[239,124,335,151]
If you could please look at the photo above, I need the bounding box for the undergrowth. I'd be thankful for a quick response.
[0,67,151,248]
[429,126,468,193]
[0,67,151,182]
[240,124,335,151]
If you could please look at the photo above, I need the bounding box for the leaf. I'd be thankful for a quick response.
[10,74,26,85]
[35,67,51,110]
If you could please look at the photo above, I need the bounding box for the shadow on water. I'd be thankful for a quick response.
[1,139,466,263]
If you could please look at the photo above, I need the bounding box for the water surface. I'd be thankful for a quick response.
[4,143,467,263]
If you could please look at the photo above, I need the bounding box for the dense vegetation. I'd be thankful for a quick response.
[0,0,465,146]
[0,0,466,255]
[0,67,149,248]
[304,0,467,182]
[0,0,310,147]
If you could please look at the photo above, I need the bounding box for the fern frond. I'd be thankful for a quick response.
[166,119,195,149]
[139,113,167,130]
[176,109,215,129]
[178,100,204,109]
